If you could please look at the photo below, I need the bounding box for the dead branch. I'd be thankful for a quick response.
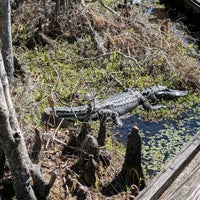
[99,0,118,15]
[47,95,56,127]
[109,74,126,91]
[38,32,55,48]
[86,15,107,54]
[76,51,142,69]
[46,118,64,148]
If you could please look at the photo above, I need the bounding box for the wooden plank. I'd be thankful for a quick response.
[188,184,200,200]
[135,131,200,200]
[159,151,200,200]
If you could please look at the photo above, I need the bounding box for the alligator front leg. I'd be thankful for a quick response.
[98,109,123,127]
[140,96,167,111]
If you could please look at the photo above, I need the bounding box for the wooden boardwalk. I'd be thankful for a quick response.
[135,131,200,200]
[185,0,200,13]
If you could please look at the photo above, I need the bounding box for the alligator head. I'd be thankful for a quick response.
[141,86,188,102]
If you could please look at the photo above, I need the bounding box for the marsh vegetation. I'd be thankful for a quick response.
[2,0,200,199]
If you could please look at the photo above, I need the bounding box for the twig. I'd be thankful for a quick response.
[45,118,64,149]
[99,0,118,15]
[42,133,88,155]
[85,14,107,54]
[47,96,56,127]
[76,51,142,68]
[109,74,126,90]
[117,51,142,69]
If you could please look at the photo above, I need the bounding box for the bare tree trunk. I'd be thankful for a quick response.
[0,0,14,80]
[0,52,36,199]
[0,51,55,199]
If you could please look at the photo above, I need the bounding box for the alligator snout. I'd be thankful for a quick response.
[156,89,188,99]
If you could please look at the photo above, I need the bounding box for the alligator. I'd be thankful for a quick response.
[44,86,188,126]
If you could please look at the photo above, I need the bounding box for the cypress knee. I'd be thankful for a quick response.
[121,125,145,190]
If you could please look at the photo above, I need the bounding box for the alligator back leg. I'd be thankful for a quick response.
[140,96,167,110]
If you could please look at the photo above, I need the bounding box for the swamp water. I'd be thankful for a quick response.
[115,0,200,179]
[115,105,200,179]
